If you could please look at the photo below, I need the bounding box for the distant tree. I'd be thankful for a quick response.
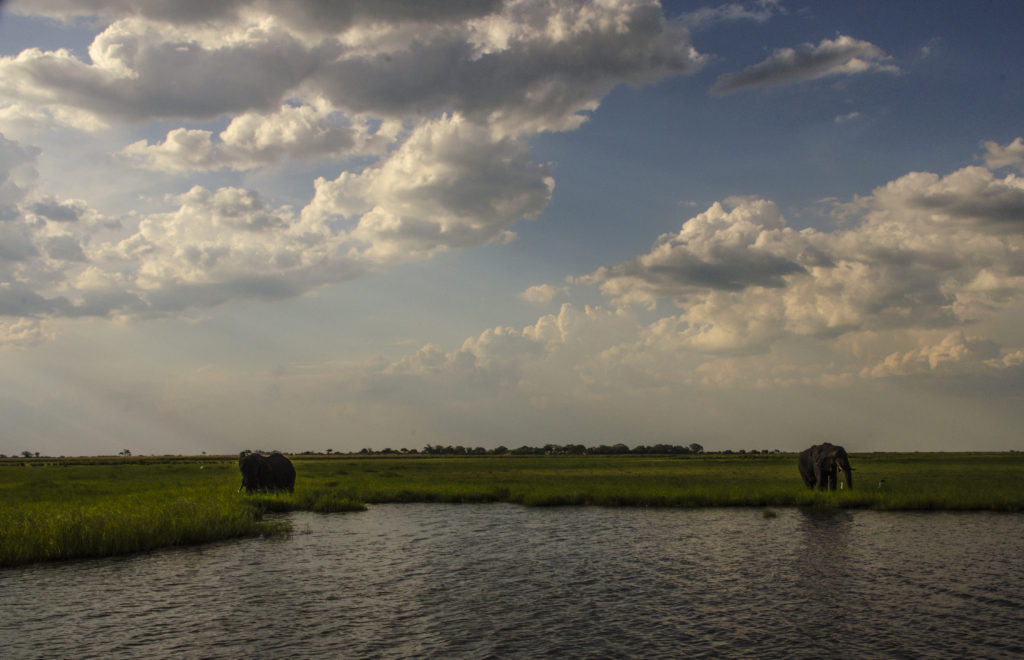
[688,443,704,455]
[492,446,508,455]
[326,448,334,455]
[21,450,33,458]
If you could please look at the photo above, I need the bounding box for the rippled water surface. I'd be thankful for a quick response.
[3,505,1024,658]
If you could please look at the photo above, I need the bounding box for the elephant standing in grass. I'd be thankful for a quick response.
[239,451,296,493]
[799,443,853,491]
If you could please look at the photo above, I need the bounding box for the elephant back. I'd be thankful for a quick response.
[266,452,296,492]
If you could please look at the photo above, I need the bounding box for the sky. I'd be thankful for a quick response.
[1,0,1023,456]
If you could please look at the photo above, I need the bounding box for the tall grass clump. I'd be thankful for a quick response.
[247,489,366,514]
[0,460,287,568]
[0,491,286,567]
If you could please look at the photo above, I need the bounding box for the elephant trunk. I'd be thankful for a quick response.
[840,457,853,489]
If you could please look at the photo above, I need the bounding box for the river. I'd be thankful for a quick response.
[2,504,1023,658]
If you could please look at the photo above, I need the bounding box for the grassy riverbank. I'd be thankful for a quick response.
[296,452,1024,510]
[2,452,1022,567]
[0,460,287,567]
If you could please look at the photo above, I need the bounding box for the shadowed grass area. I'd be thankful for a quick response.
[287,452,1024,511]
[2,452,1021,567]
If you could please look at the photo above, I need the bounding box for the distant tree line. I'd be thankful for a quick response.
[328,443,784,456]
[0,445,785,460]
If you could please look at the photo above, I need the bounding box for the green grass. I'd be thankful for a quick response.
[286,452,1024,511]
[0,460,292,567]
[2,452,1022,567]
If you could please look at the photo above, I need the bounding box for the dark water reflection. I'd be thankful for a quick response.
[3,505,1023,658]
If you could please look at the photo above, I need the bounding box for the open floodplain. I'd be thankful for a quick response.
[3,453,1024,658]
[2,452,1022,567]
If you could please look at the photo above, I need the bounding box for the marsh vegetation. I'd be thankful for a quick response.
[2,452,1021,567]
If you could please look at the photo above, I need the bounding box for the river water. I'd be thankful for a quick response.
[2,504,1023,659]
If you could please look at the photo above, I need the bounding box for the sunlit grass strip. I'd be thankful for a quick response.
[2,453,1022,567]
[0,492,286,568]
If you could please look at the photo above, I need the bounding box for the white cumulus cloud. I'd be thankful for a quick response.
[305,114,554,262]
[0,1,707,339]
[520,283,567,303]
[582,160,1024,367]
[982,137,1024,172]
[122,103,398,172]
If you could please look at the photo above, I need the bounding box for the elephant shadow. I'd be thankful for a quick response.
[792,510,856,601]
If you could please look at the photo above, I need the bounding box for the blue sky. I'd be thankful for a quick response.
[1,0,1022,455]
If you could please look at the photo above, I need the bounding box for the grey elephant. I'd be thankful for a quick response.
[798,443,853,491]
[238,450,296,493]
